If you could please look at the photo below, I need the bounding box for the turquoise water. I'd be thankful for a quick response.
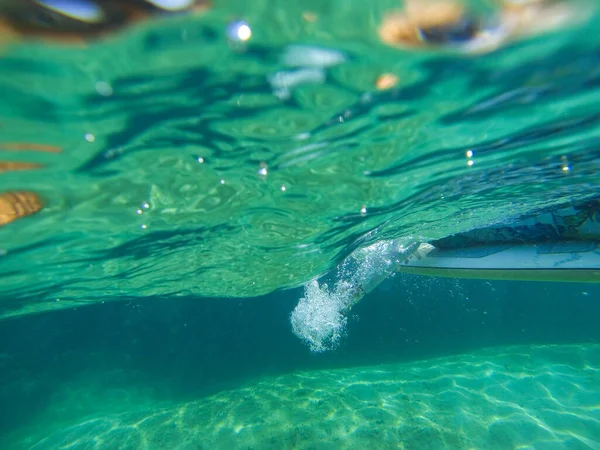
[26,343,600,449]
[1,0,600,448]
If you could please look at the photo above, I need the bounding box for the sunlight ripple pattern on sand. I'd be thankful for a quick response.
[29,344,600,450]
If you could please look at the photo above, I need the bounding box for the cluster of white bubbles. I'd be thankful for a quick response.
[290,280,349,353]
[291,239,417,352]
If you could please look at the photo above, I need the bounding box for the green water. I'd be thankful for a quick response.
[11,343,600,450]
[1,274,599,449]
[1,0,600,448]
[1,0,600,317]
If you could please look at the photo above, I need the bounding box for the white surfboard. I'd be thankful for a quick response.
[397,241,600,283]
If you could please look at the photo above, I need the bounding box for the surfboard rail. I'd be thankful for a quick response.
[397,241,600,283]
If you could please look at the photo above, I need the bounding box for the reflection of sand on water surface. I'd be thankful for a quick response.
[0,142,59,226]
[378,0,591,54]
[24,344,600,449]
[0,0,210,46]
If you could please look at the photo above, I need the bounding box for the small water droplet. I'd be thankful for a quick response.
[227,21,252,42]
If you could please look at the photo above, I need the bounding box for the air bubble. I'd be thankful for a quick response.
[95,81,113,97]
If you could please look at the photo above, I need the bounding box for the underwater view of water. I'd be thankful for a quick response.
[1,0,600,448]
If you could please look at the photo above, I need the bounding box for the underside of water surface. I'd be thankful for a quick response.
[1,0,600,318]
